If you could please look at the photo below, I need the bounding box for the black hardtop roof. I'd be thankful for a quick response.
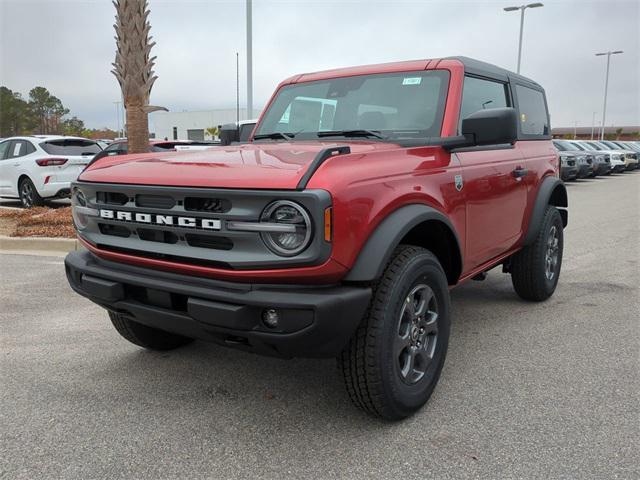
[446,56,543,90]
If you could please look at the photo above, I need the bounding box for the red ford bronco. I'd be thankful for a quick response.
[65,57,567,420]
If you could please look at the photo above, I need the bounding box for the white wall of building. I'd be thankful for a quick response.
[151,108,260,141]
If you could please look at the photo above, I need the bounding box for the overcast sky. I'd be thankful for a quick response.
[1,0,638,132]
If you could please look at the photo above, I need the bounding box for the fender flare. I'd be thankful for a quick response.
[523,176,568,246]
[344,204,462,283]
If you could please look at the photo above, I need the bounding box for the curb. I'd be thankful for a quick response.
[0,235,80,255]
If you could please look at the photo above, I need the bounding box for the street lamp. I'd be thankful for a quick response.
[503,3,544,74]
[595,50,623,140]
[246,0,253,120]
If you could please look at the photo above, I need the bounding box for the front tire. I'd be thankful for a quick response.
[109,312,194,350]
[510,205,564,301]
[19,177,44,208]
[339,245,451,420]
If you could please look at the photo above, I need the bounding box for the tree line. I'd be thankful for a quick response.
[0,86,117,139]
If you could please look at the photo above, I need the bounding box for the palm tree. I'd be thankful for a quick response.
[111,0,166,154]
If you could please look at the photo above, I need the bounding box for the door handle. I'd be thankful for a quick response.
[13,163,20,167]
[512,167,528,178]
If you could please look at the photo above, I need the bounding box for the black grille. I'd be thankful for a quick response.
[185,233,233,250]
[137,228,179,244]
[184,197,231,213]
[96,192,128,205]
[136,194,175,209]
[99,223,130,238]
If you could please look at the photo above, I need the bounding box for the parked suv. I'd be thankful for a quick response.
[65,57,567,420]
[577,141,626,173]
[597,140,638,170]
[0,136,102,207]
[554,139,610,176]
[552,140,587,180]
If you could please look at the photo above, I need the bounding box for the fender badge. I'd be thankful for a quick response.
[455,175,464,192]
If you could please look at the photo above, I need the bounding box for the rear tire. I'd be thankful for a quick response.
[511,205,563,301]
[339,245,451,420]
[19,177,44,208]
[109,312,194,350]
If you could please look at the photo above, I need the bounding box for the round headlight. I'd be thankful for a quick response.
[71,189,96,231]
[260,200,312,256]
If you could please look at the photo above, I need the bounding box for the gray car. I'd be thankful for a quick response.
[553,140,593,179]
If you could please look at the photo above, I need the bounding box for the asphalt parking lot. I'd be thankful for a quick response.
[1,172,639,479]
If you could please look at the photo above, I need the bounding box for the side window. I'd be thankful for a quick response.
[8,140,27,158]
[0,140,10,160]
[459,76,509,131]
[515,85,549,136]
[24,141,36,155]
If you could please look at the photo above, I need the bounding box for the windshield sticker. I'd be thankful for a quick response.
[402,77,422,86]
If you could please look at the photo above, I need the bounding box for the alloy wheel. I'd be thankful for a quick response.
[545,225,560,281]
[395,284,439,385]
[21,181,34,208]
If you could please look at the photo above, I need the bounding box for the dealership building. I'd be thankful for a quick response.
[151,108,260,141]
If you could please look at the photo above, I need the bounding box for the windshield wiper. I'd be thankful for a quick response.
[317,129,386,140]
[253,132,295,141]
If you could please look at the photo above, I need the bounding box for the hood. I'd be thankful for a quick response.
[79,141,391,190]
[556,151,584,158]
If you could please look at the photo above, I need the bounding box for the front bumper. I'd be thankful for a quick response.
[577,164,593,178]
[561,166,578,181]
[593,162,611,175]
[65,250,371,358]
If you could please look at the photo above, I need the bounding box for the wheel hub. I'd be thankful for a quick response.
[545,225,559,281]
[395,284,439,385]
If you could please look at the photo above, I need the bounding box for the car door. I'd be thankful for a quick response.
[3,140,36,197]
[455,76,528,271]
[0,140,13,195]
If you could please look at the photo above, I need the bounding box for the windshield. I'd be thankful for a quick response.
[553,140,581,152]
[576,142,595,151]
[584,142,605,150]
[600,140,621,150]
[41,139,101,156]
[255,70,450,141]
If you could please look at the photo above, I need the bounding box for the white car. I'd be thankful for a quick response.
[575,141,627,173]
[0,136,102,208]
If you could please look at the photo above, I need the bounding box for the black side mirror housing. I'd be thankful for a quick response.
[461,107,518,146]
[219,123,240,146]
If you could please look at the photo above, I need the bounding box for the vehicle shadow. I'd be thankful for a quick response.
[0,198,70,209]
[92,271,541,431]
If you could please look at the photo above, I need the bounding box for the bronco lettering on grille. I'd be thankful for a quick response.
[99,209,221,230]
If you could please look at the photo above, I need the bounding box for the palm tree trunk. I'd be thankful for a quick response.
[126,103,149,153]
[112,0,159,154]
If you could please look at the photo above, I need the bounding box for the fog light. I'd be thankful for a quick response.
[262,309,280,329]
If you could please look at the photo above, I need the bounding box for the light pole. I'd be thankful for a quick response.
[236,52,240,125]
[113,101,121,138]
[246,0,253,120]
[591,111,597,140]
[595,50,623,140]
[503,3,543,74]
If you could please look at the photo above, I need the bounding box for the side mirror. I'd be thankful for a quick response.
[461,107,518,146]
[219,123,239,145]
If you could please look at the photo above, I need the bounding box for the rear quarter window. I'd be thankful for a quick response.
[41,139,102,156]
[515,85,549,137]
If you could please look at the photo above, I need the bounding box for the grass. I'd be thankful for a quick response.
[0,206,75,238]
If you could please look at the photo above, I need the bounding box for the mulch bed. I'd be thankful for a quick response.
[0,207,75,238]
